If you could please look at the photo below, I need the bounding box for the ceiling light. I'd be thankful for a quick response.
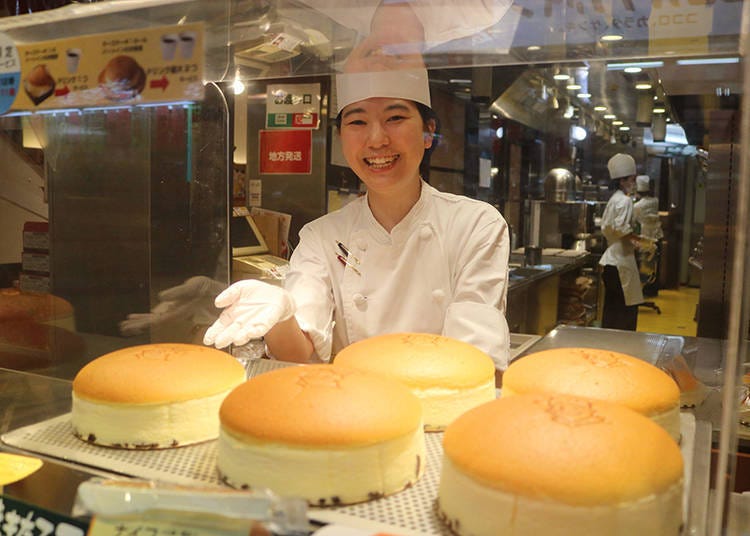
[570,125,587,141]
[553,73,570,81]
[607,61,664,70]
[600,34,623,42]
[624,67,642,73]
[603,114,616,119]
[577,92,591,99]
[619,126,631,131]
[527,45,541,51]
[635,82,653,90]
[653,105,666,114]
[676,57,740,66]
[449,79,472,84]
[594,105,607,111]
[232,78,246,95]
[612,120,623,125]
[566,83,582,90]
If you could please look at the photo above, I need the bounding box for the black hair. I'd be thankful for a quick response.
[335,101,441,179]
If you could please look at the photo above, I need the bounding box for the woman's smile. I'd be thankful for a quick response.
[364,154,400,170]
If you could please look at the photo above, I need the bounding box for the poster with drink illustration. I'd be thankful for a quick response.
[9,22,204,112]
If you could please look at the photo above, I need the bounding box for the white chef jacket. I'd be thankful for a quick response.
[599,190,644,306]
[285,181,511,370]
[633,196,663,240]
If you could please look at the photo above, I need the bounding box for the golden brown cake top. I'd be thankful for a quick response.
[73,343,245,404]
[502,347,679,414]
[0,288,74,323]
[334,332,494,388]
[443,393,683,506]
[220,364,423,446]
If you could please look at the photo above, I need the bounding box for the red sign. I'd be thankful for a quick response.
[259,129,312,174]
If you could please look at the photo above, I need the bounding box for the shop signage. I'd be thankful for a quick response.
[258,129,312,174]
[0,32,20,114]
[8,22,204,112]
[265,83,320,129]
[0,495,89,536]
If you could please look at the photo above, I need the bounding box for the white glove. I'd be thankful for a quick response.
[119,276,225,336]
[203,279,296,349]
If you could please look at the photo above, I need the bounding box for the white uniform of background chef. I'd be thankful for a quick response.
[633,175,663,240]
[633,174,662,298]
[203,68,511,375]
[599,153,644,331]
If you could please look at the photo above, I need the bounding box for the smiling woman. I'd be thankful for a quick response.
[205,65,512,379]
[337,97,435,230]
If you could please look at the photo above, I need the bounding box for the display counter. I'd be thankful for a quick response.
[506,251,595,334]
[0,324,718,534]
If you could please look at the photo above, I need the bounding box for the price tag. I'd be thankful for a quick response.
[0,32,21,114]
[87,516,256,536]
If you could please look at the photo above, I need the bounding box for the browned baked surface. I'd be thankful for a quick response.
[502,347,679,415]
[73,343,245,403]
[443,393,683,505]
[220,364,422,446]
[334,332,494,389]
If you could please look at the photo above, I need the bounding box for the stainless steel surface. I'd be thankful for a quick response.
[520,324,680,364]
[523,245,542,266]
[697,109,740,339]
[543,168,579,202]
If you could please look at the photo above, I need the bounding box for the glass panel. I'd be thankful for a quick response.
[0,0,747,533]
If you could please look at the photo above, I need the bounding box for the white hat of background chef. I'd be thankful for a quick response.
[335,68,431,114]
[636,175,651,192]
[607,153,636,180]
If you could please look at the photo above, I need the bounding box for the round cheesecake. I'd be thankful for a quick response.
[437,393,684,536]
[217,364,425,505]
[502,347,681,441]
[334,333,496,431]
[72,343,245,449]
[0,318,84,370]
[0,288,75,330]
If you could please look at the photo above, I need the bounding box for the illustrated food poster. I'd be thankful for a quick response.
[5,22,204,112]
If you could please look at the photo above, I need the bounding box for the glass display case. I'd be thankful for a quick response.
[0,1,748,534]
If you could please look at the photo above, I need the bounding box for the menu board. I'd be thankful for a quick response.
[8,22,204,112]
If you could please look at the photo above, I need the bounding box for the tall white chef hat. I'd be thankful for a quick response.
[335,68,431,114]
[636,175,651,192]
[607,153,636,180]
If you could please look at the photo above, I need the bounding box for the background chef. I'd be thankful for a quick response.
[633,174,663,298]
[204,66,511,380]
[599,153,644,330]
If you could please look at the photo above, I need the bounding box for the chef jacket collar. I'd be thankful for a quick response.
[362,180,430,244]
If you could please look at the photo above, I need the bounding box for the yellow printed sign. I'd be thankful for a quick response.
[12,22,204,111]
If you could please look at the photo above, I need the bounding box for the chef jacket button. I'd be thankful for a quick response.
[353,293,367,306]
[419,227,431,240]
[431,289,445,302]
[356,239,368,251]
